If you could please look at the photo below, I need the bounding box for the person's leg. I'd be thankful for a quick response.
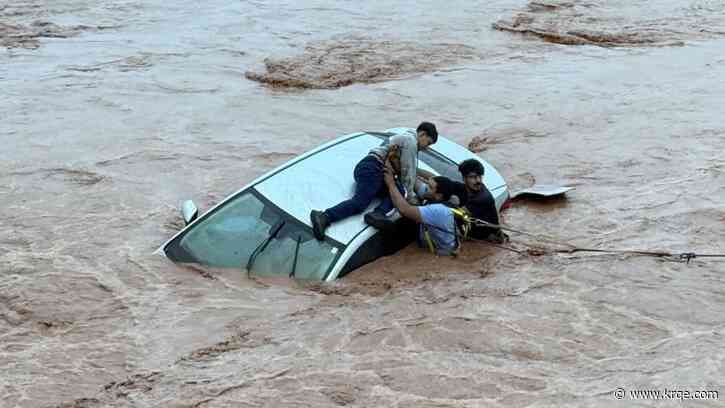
[325,156,384,222]
[364,177,405,233]
[372,179,405,216]
[311,156,384,240]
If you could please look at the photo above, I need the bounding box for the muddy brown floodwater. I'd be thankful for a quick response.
[2,0,725,407]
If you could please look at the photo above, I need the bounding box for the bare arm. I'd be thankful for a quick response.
[384,160,422,223]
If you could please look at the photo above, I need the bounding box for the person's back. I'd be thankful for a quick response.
[417,202,457,255]
[398,175,460,255]
[369,132,420,205]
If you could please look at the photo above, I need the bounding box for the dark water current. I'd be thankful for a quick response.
[2,1,725,407]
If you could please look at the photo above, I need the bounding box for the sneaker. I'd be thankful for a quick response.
[310,210,330,241]
[364,211,396,233]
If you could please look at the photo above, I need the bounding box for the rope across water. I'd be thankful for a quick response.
[422,216,725,263]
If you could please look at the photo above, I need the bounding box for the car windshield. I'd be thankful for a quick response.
[175,190,341,280]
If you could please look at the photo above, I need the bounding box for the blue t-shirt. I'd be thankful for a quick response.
[418,203,457,254]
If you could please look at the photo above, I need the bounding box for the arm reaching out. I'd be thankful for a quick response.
[384,160,422,223]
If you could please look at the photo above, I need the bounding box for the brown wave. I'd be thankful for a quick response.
[492,0,706,47]
[0,294,33,327]
[320,385,359,406]
[179,330,274,362]
[7,167,108,186]
[0,21,97,49]
[47,168,106,186]
[245,37,477,89]
[65,55,155,73]
[0,2,46,19]
[53,372,162,407]
[55,398,101,408]
[467,128,550,153]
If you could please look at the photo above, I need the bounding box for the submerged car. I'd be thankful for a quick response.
[159,128,509,281]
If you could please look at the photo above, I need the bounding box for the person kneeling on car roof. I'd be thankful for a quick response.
[309,122,438,241]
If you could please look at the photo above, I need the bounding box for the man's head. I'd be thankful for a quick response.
[416,121,438,150]
[422,176,456,203]
[458,159,485,193]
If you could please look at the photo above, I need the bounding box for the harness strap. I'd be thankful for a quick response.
[423,226,437,254]
[450,208,472,240]
[422,206,472,256]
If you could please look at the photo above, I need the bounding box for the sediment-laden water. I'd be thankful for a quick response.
[2,1,724,407]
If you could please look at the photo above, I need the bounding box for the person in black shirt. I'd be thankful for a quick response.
[457,159,508,243]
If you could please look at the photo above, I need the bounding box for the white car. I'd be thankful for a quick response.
[159,128,509,281]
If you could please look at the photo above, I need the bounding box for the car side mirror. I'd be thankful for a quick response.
[181,200,198,225]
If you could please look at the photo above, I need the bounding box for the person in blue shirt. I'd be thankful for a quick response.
[372,160,460,255]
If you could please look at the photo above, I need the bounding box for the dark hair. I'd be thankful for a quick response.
[431,176,455,202]
[451,181,469,207]
[458,159,484,177]
[416,122,438,144]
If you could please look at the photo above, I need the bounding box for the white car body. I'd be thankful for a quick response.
[159,128,508,281]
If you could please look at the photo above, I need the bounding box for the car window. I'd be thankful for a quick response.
[419,149,462,181]
[174,190,341,279]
